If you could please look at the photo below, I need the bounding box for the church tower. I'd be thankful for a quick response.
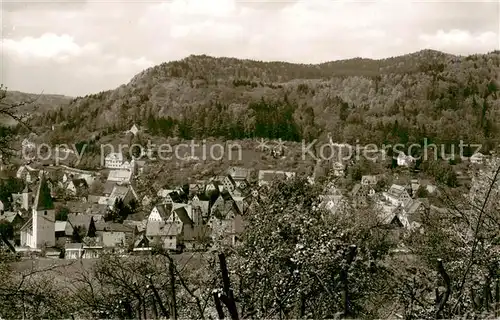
[32,172,55,248]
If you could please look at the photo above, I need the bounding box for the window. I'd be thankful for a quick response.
[44,211,47,216]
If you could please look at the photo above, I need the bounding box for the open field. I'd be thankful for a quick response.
[10,252,208,282]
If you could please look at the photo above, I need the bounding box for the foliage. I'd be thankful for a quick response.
[0,177,23,209]
[228,176,397,318]
[104,198,137,223]
[0,261,75,319]
[398,159,500,318]
[422,159,458,187]
[55,206,69,221]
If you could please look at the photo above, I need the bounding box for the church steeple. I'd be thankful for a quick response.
[33,172,54,211]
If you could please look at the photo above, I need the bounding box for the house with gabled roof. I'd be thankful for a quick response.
[148,204,170,223]
[205,181,224,195]
[190,193,213,218]
[383,184,412,207]
[0,211,25,245]
[208,209,244,247]
[67,178,88,196]
[67,214,97,238]
[11,185,32,211]
[107,185,138,208]
[95,222,136,248]
[351,183,376,208]
[55,221,74,246]
[146,205,200,251]
[126,124,140,136]
[361,175,378,186]
[208,191,244,246]
[132,232,152,254]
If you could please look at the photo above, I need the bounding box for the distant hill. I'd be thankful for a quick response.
[1,90,72,126]
[28,49,500,151]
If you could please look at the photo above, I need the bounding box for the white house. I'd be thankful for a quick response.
[397,152,416,167]
[361,175,377,186]
[126,124,140,136]
[66,178,88,195]
[104,152,125,169]
[332,162,345,177]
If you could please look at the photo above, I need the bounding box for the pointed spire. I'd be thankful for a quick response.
[33,171,54,210]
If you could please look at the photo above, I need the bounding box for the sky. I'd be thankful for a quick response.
[1,0,499,97]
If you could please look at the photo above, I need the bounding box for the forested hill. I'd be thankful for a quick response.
[31,49,500,150]
[0,89,72,126]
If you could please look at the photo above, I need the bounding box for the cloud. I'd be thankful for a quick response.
[3,33,99,61]
[1,0,498,96]
[419,30,498,54]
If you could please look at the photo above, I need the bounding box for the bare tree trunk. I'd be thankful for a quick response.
[151,294,158,320]
[213,290,225,319]
[495,279,500,317]
[436,259,451,319]
[341,245,357,318]
[484,275,491,312]
[299,292,306,318]
[214,253,239,320]
[169,260,178,320]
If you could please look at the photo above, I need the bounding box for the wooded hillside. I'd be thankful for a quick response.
[27,49,500,151]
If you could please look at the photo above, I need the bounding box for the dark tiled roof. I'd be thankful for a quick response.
[95,222,135,233]
[34,174,54,210]
[173,207,193,225]
[103,181,116,194]
[67,213,94,229]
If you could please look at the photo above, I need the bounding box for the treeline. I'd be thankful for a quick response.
[0,177,23,210]
[144,98,304,141]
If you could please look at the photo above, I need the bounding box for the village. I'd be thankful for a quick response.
[0,124,492,260]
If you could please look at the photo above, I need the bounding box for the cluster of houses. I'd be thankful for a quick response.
[0,134,492,259]
[0,149,303,258]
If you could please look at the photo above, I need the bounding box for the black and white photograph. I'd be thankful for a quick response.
[0,0,499,318]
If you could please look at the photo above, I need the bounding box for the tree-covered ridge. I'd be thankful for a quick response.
[30,50,500,150]
[0,90,72,126]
